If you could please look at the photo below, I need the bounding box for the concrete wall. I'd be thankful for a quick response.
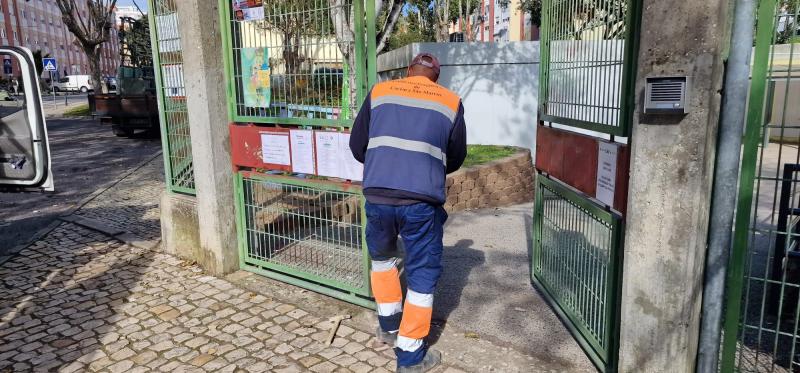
[377,42,539,153]
[618,0,731,370]
[766,76,800,142]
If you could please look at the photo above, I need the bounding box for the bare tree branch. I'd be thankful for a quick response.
[54,0,118,93]
[376,0,404,53]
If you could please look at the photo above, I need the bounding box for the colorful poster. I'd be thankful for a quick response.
[233,0,264,21]
[289,130,315,175]
[261,133,291,166]
[241,47,271,108]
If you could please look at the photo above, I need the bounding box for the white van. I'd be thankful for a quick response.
[52,75,93,93]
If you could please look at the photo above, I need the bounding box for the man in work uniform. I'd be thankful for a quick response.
[349,53,467,372]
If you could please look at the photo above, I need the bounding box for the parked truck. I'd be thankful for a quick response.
[89,66,159,137]
[87,15,158,138]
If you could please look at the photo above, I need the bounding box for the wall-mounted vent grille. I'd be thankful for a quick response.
[645,77,690,114]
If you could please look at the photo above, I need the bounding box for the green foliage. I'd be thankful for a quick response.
[463,145,518,168]
[119,15,152,68]
[385,10,435,51]
[776,2,800,45]
[63,104,91,117]
[545,0,627,40]
[518,0,543,27]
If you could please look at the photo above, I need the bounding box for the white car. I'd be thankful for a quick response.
[52,74,93,93]
[0,46,53,191]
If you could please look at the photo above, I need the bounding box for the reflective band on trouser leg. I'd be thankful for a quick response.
[396,290,434,366]
[371,259,402,332]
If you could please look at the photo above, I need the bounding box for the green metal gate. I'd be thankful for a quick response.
[149,0,195,195]
[721,0,800,371]
[534,0,640,370]
[220,0,376,306]
[533,177,624,369]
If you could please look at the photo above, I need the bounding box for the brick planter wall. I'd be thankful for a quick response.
[444,148,535,212]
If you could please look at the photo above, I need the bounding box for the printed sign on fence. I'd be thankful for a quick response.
[314,131,363,181]
[261,132,291,166]
[595,141,618,207]
[289,130,315,175]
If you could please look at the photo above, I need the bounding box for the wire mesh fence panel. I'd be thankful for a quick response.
[150,0,195,194]
[722,0,800,371]
[237,173,371,303]
[539,0,638,136]
[221,0,368,127]
[532,176,623,371]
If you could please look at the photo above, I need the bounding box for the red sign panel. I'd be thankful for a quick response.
[229,124,292,172]
[536,125,630,215]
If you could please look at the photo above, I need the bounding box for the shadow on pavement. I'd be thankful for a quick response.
[0,223,154,372]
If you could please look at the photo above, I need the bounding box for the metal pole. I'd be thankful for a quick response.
[50,71,54,104]
[696,0,756,370]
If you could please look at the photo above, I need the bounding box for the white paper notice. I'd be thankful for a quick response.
[261,133,290,166]
[289,130,315,174]
[595,142,619,207]
[315,131,340,178]
[338,133,363,181]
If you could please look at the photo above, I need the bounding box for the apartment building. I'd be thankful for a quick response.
[0,0,120,79]
[451,0,540,42]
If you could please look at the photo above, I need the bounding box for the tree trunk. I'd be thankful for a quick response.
[435,0,451,42]
[329,0,358,110]
[465,0,472,42]
[85,45,107,94]
[459,0,464,36]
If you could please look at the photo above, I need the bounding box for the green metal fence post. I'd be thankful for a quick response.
[720,0,780,370]
[149,0,196,195]
[148,0,175,194]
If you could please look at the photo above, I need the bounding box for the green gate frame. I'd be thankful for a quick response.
[538,0,642,137]
[219,0,378,307]
[217,0,377,128]
[720,0,789,370]
[535,0,641,370]
[532,175,625,371]
[148,0,196,195]
[234,172,373,308]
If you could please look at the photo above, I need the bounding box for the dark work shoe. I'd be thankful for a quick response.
[396,349,442,373]
[376,326,398,345]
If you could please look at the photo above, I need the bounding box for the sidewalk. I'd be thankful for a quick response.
[0,159,592,372]
[42,99,88,118]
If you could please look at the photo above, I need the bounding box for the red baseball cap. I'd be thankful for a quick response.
[410,53,441,76]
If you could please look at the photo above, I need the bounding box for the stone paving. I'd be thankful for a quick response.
[72,157,164,242]
[0,142,586,372]
[0,222,419,372]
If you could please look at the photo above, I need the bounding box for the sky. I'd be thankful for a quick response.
[116,0,148,13]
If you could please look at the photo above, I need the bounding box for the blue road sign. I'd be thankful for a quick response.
[43,58,57,72]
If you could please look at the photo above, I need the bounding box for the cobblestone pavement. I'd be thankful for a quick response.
[73,157,164,242]
[0,223,424,373]
[1,147,587,372]
[0,117,161,255]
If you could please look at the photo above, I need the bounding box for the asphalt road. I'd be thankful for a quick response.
[0,117,162,255]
